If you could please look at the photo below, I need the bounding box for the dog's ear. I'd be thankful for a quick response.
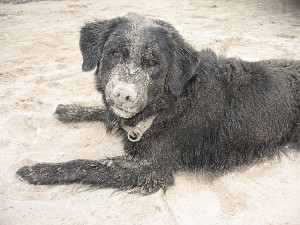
[155,20,199,96]
[169,38,199,96]
[80,18,119,72]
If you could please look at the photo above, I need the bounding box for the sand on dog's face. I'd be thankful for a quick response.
[1,0,300,225]
[100,15,172,118]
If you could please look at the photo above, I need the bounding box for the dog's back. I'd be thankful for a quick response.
[265,60,300,143]
[179,56,300,171]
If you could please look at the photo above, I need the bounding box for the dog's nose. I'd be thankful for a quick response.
[112,84,138,102]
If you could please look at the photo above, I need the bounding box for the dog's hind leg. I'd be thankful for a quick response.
[54,104,106,122]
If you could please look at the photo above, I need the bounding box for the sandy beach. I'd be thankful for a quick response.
[0,0,300,224]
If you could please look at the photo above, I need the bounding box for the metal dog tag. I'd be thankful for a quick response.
[127,128,142,142]
[122,114,157,142]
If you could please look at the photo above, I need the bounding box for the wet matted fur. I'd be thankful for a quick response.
[17,14,300,194]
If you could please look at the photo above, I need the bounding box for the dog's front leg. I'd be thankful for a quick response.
[54,104,107,122]
[16,156,174,194]
[17,159,104,185]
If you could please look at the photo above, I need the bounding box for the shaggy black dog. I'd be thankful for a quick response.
[17,14,300,194]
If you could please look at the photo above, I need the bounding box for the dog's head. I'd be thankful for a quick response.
[80,14,199,119]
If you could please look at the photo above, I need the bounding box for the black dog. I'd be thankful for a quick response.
[17,14,300,194]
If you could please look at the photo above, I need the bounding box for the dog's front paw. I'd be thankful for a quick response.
[17,164,48,185]
[16,163,65,185]
[54,104,77,122]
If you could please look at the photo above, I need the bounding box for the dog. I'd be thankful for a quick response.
[17,13,300,194]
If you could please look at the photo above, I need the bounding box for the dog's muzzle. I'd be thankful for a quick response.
[105,80,147,118]
[112,83,138,103]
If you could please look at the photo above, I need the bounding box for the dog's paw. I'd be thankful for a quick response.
[54,104,68,121]
[16,163,59,185]
[54,104,76,122]
[17,165,43,185]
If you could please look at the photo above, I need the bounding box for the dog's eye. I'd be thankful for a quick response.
[112,51,121,58]
[148,59,158,67]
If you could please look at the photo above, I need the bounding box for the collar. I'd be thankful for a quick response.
[122,114,157,142]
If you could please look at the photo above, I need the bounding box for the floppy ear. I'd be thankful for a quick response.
[155,20,199,96]
[80,18,119,72]
[169,38,199,96]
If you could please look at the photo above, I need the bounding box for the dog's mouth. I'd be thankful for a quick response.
[110,106,138,119]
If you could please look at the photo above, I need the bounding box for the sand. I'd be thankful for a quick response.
[0,0,300,224]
